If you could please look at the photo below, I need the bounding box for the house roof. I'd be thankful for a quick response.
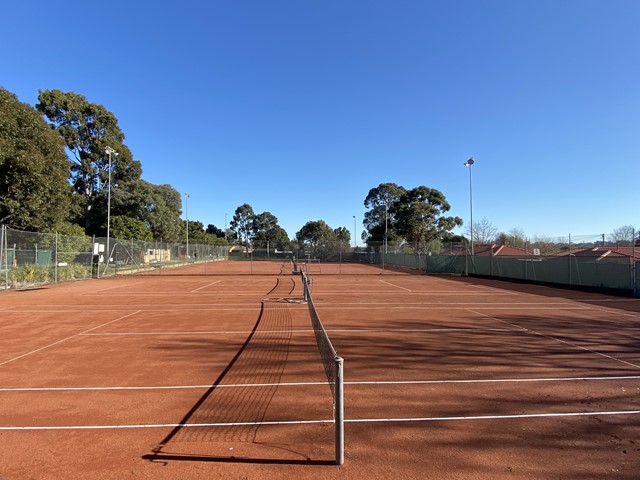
[555,246,640,262]
[445,244,532,256]
[443,244,640,261]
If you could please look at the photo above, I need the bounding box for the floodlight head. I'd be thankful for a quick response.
[105,146,118,156]
[464,158,474,167]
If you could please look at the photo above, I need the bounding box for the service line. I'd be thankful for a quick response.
[0,310,141,367]
[190,280,222,293]
[88,281,147,293]
[1,410,639,431]
[468,308,640,370]
[378,280,412,292]
[3,374,639,391]
[79,326,518,337]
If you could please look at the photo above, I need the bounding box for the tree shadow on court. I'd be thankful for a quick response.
[143,276,334,465]
[329,312,639,478]
[334,313,640,380]
[442,274,640,314]
[347,409,639,479]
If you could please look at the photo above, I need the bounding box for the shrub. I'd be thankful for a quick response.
[9,263,51,288]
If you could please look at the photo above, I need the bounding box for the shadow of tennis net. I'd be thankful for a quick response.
[157,278,296,447]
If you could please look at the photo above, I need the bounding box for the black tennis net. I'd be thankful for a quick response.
[301,272,345,465]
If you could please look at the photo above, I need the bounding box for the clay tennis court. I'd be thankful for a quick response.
[1,260,639,479]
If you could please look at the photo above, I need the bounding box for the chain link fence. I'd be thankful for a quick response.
[1,225,637,296]
[0,225,228,289]
[285,234,638,296]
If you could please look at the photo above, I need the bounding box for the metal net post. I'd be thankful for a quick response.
[335,356,345,465]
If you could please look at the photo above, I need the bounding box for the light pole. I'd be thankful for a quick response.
[185,192,190,260]
[353,215,357,250]
[464,158,475,255]
[104,146,118,275]
[224,213,228,240]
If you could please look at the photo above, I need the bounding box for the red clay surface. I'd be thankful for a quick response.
[0,260,639,479]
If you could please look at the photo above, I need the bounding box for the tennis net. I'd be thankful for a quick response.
[301,272,344,465]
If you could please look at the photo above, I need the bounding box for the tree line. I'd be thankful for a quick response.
[2,87,469,251]
[4,87,636,254]
[0,87,225,244]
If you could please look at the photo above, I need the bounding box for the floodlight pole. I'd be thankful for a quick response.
[185,192,190,261]
[105,146,118,276]
[464,158,475,256]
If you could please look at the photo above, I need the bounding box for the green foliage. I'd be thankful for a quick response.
[363,182,463,252]
[389,186,463,254]
[252,211,290,250]
[9,263,51,287]
[206,224,225,238]
[268,225,292,251]
[112,180,182,242]
[111,215,152,241]
[36,89,142,233]
[49,221,86,237]
[145,183,183,242]
[57,263,90,281]
[185,220,205,243]
[187,219,227,246]
[363,183,406,241]
[0,88,71,229]
[228,205,290,250]
[333,226,351,246]
[34,222,91,264]
[7,261,89,288]
[230,204,255,248]
[296,220,336,256]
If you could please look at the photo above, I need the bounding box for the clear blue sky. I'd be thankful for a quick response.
[2,0,638,243]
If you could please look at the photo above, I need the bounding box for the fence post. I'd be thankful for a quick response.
[633,229,637,297]
[1,225,7,290]
[54,232,58,283]
[568,234,572,287]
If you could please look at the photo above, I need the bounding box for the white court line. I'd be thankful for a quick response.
[578,304,640,320]
[9,307,261,312]
[314,301,586,305]
[309,291,517,296]
[1,410,639,430]
[90,292,280,296]
[190,280,222,293]
[468,308,640,370]
[346,375,640,386]
[3,374,639,392]
[88,281,147,293]
[79,327,519,337]
[379,280,412,292]
[345,410,640,424]
[0,311,141,367]
[311,305,592,310]
[8,302,589,310]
